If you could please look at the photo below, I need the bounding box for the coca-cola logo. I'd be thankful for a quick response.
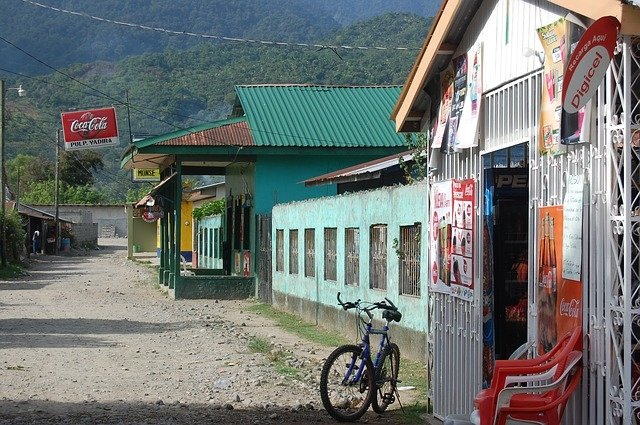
[559,298,580,318]
[70,112,109,139]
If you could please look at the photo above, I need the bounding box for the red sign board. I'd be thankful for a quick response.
[61,107,119,151]
[562,16,620,113]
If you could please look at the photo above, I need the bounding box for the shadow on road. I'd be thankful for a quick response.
[0,399,401,424]
[0,318,196,349]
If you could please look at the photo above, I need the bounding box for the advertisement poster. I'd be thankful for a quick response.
[455,42,483,150]
[60,107,119,151]
[537,206,582,354]
[441,54,468,154]
[450,179,475,301]
[430,179,476,300]
[537,19,568,156]
[430,180,453,294]
[431,65,455,149]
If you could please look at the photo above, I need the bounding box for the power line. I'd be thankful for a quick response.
[21,0,421,52]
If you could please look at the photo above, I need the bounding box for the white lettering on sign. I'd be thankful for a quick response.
[559,298,580,318]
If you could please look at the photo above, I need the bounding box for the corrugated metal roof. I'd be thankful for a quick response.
[303,150,416,186]
[235,85,407,148]
[136,117,253,148]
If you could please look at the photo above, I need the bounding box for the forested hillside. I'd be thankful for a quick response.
[2,11,432,203]
[1,0,437,74]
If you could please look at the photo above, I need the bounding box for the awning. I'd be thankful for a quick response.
[134,172,177,208]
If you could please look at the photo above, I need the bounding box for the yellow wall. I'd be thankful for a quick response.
[155,199,195,254]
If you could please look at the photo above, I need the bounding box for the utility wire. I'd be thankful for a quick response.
[21,0,421,52]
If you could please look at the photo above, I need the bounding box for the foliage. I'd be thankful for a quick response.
[399,133,430,184]
[126,186,153,203]
[3,209,28,264]
[192,199,225,220]
[2,12,432,203]
[20,180,107,205]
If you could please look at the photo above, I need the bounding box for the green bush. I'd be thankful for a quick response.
[3,210,27,263]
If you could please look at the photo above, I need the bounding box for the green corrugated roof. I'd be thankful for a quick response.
[235,85,406,148]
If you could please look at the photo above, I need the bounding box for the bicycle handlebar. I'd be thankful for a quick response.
[336,292,398,312]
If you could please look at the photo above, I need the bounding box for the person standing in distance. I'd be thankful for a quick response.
[32,229,41,254]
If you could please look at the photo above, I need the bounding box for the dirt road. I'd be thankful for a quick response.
[0,238,420,424]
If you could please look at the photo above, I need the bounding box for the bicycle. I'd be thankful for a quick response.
[319,292,403,422]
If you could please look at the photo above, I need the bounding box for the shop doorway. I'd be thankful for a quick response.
[483,144,529,363]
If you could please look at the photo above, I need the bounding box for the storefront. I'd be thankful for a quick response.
[392,0,640,423]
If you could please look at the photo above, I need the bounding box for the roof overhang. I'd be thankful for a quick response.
[392,0,640,133]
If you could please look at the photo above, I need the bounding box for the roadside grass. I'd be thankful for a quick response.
[246,302,349,347]
[247,336,303,381]
[0,264,27,279]
[246,301,429,422]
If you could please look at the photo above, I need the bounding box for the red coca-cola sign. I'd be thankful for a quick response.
[61,107,119,151]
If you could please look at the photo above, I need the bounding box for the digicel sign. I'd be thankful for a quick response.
[562,16,620,114]
[61,107,119,151]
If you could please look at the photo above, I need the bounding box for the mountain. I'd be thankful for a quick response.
[1,0,437,75]
[2,10,433,203]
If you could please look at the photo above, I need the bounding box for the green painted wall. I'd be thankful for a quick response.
[271,182,429,333]
[254,154,382,215]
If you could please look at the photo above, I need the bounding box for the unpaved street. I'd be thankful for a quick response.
[0,239,415,424]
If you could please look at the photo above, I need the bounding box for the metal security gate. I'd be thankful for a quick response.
[257,214,272,304]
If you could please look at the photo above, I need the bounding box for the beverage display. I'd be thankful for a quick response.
[538,213,558,352]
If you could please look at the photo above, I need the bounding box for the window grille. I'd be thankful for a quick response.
[289,229,298,275]
[324,228,337,281]
[304,228,315,277]
[275,229,284,272]
[399,224,421,297]
[369,224,387,290]
[345,227,360,286]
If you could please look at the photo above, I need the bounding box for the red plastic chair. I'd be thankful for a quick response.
[472,326,582,425]
[493,350,583,425]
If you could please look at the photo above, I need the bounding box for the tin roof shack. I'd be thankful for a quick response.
[121,85,407,300]
[8,202,72,256]
[392,0,640,422]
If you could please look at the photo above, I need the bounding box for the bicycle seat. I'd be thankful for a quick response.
[382,309,402,322]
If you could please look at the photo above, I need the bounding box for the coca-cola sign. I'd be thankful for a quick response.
[61,107,119,151]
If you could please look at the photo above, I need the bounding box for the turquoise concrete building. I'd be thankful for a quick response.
[271,181,429,362]
[121,85,408,299]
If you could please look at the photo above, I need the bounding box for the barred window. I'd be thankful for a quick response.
[304,228,315,277]
[399,224,421,297]
[289,229,299,275]
[345,227,360,286]
[369,224,387,290]
[324,228,337,281]
[275,229,284,272]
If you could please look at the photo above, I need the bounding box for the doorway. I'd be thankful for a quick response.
[482,143,529,367]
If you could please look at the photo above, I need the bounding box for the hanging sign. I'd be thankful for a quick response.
[133,168,161,182]
[562,16,620,114]
[429,179,476,301]
[61,107,119,151]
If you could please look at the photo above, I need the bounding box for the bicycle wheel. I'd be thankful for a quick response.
[371,342,400,413]
[319,344,375,422]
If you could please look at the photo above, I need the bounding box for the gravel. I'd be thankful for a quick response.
[0,238,416,424]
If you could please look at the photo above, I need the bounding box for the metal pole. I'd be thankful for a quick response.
[0,80,6,267]
[54,129,60,255]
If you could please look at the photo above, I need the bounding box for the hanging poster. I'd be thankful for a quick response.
[562,174,584,280]
[450,179,475,301]
[536,206,582,354]
[441,55,468,154]
[455,42,483,150]
[431,65,455,149]
[537,19,568,156]
[430,179,476,300]
[430,180,453,294]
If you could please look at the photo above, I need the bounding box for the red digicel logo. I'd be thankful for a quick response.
[562,16,620,113]
[61,107,118,143]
